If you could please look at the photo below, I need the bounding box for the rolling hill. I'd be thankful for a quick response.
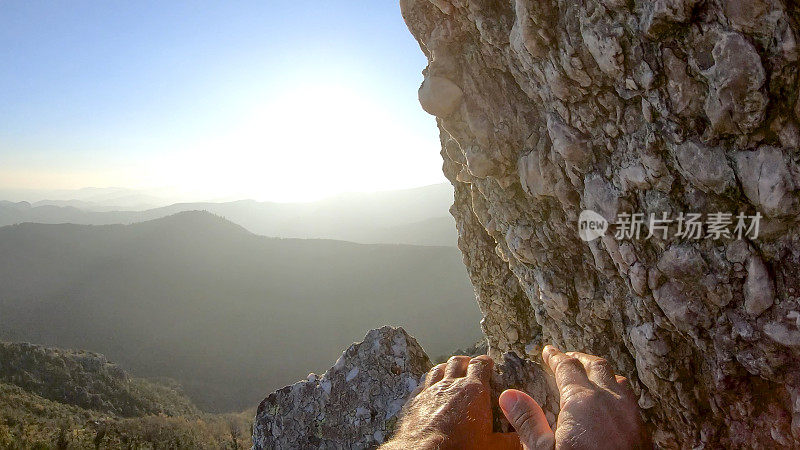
[0,341,252,448]
[0,211,480,411]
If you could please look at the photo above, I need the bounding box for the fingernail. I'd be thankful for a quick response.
[542,345,555,363]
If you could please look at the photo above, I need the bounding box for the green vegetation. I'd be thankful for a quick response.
[0,342,197,418]
[0,342,253,449]
[0,383,253,449]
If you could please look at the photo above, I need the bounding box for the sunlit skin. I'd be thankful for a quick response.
[381,346,650,450]
[380,355,520,450]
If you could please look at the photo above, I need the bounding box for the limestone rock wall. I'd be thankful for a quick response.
[401,0,800,447]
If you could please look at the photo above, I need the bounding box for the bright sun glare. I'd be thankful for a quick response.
[154,83,443,203]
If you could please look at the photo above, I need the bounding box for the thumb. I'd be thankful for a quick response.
[499,389,555,450]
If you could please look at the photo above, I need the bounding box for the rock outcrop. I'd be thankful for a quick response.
[252,327,432,449]
[401,0,800,447]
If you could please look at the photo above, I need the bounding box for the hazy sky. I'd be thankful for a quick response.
[0,1,444,202]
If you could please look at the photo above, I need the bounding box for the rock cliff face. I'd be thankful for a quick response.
[401,0,800,447]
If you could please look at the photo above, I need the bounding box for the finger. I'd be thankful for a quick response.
[566,351,617,390]
[486,431,523,450]
[499,389,554,450]
[542,345,591,395]
[425,363,446,388]
[444,355,471,378]
[466,355,493,386]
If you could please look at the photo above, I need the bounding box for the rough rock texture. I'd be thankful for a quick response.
[490,352,560,432]
[251,327,558,449]
[252,327,432,449]
[401,0,800,447]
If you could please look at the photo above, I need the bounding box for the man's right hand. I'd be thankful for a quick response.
[498,345,651,450]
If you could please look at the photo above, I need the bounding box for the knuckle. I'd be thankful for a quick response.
[559,386,590,408]
[468,357,488,367]
[587,358,610,372]
[426,366,443,379]
[433,379,453,393]
[425,364,446,385]
[464,379,484,392]
[558,356,584,372]
[431,363,446,373]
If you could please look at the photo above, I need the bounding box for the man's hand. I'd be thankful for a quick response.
[380,355,521,450]
[498,346,651,450]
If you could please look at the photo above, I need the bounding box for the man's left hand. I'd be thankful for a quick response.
[380,355,521,450]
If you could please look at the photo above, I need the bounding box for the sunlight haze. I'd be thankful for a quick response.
[0,1,443,202]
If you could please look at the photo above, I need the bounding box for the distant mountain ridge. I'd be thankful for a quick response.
[0,184,458,246]
[0,211,480,411]
[0,186,173,211]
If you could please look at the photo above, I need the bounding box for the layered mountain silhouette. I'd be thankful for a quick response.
[0,211,480,411]
[0,184,457,246]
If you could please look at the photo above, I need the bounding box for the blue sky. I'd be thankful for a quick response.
[0,1,444,201]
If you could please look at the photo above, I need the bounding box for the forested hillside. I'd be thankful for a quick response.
[0,211,480,411]
[0,342,251,448]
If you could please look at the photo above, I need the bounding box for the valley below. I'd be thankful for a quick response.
[0,203,480,414]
